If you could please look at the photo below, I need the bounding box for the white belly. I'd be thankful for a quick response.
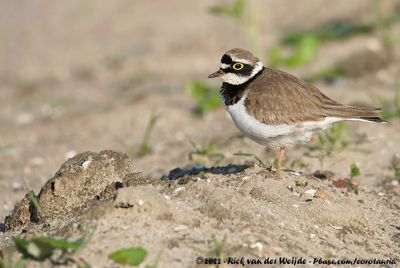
[223,96,341,148]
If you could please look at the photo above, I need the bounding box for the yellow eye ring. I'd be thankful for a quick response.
[232,63,244,70]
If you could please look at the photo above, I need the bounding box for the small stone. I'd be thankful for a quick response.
[173,187,185,194]
[314,190,333,201]
[250,242,263,251]
[304,189,316,196]
[313,170,335,180]
[300,189,316,202]
[82,159,92,171]
[174,225,188,232]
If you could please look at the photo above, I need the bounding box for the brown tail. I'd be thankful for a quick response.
[325,105,387,123]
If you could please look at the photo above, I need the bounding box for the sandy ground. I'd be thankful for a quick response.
[1,0,400,267]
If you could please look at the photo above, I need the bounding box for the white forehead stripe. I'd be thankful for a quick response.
[228,55,252,65]
[220,63,230,69]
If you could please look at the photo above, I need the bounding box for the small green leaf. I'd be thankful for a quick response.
[26,239,54,261]
[209,0,245,22]
[295,180,308,188]
[324,251,333,260]
[32,237,82,251]
[284,36,319,68]
[109,247,147,266]
[186,81,221,116]
[350,163,360,178]
[14,237,30,258]
[395,168,400,180]
[15,237,54,261]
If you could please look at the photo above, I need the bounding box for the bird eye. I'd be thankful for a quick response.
[232,63,244,71]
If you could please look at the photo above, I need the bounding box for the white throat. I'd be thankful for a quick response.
[221,61,263,85]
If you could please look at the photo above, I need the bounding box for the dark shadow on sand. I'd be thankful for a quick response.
[161,164,250,180]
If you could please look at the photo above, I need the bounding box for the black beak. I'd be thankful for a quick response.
[208,69,224,78]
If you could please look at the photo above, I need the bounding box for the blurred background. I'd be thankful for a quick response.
[1,0,400,220]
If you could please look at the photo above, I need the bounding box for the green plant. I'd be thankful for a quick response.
[108,247,161,268]
[210,0,262,57]
[324,251,334,260]
[116,113,160,158]
[295,180,308,188]
[269,35,319,69]
[395,168,400,180]
[189,140,225,166]
[109,247,147,266]
[317,122,350,152]
[11,234,92,267]
[302,122,350,168]
[333,163,361,194]
[210,234,227,259]
[186,81,221,116]
[278,3,400,72]
[234,152,267,168]
[26,190,40,220]
[372,0,398,52]
[350,163,361,179]
[378,81,400,120]
[191,234,241,260]
[138,113,160,157]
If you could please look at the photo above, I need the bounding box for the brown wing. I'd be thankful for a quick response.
[244,68,383,125]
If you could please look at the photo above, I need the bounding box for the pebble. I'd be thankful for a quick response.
[173,225,188,232]
[314,190,333,202]
[82,159,92,171]
[250,242,263,251]
[304,189,316,196]
[173,187,185,194]
[329,223,342,230]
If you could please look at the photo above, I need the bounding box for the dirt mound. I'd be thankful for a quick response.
[2,151,398,267]
[4,150,143,231]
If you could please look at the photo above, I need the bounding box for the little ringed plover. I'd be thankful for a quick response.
[208,48,385,176]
